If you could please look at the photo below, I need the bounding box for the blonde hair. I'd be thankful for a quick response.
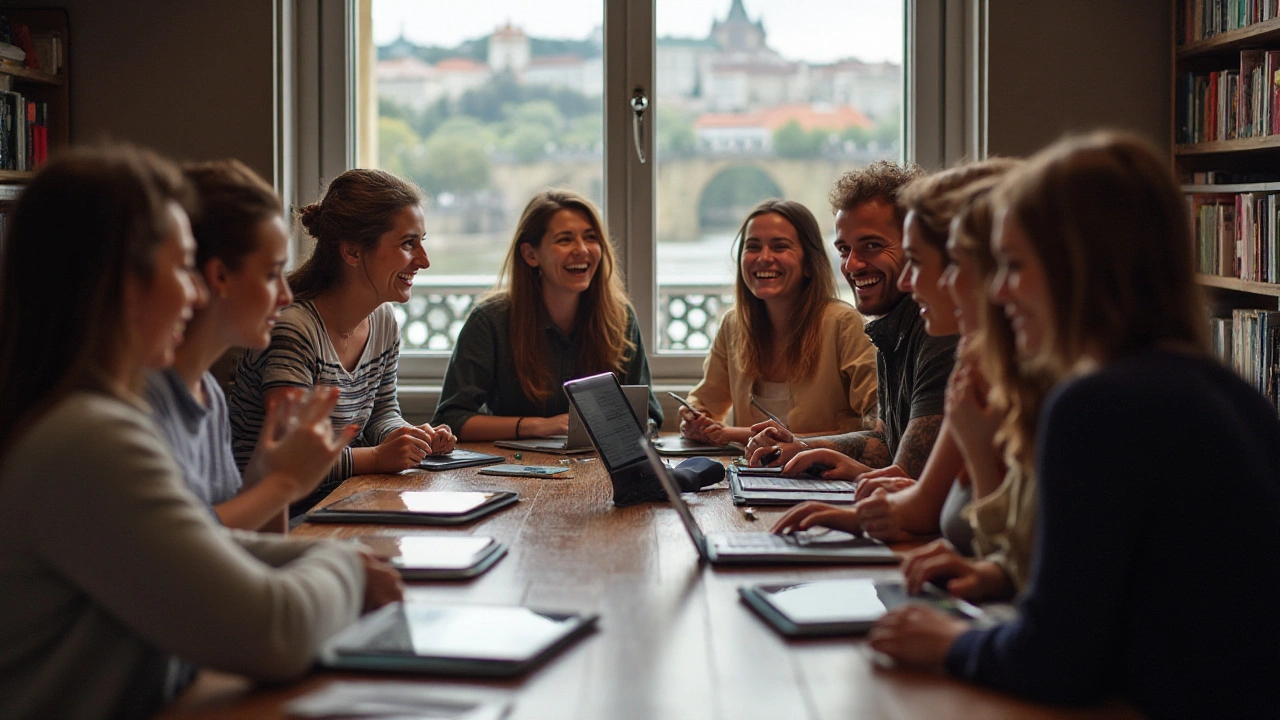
[993,131,1208,378]
[898,158,1022,251]
[491,190,634,403]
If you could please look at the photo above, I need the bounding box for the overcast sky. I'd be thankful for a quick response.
[372,0,903,65]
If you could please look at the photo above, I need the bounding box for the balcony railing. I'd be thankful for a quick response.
[392,277,735,354]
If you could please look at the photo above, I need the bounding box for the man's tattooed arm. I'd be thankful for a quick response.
[892,414,945,480]
[808,419,891,468]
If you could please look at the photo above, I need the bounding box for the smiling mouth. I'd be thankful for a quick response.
[852,275,882,289]
[396,271,416,285]
[565,263,590,276]
[753,270,782,280]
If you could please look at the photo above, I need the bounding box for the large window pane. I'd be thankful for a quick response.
[369,0,604,353]
[655,0,903,352]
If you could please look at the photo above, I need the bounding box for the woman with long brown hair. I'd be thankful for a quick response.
[867,132,1280,717]
[229,168,456,513]
[434,190,661,440]
[0,146,399,719]
[679,199,877,446]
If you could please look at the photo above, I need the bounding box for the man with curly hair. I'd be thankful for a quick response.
[746,161,959,480]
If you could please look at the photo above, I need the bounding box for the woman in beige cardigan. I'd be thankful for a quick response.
[680,199,878,446]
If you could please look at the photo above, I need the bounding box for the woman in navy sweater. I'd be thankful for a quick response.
[868,131,1280,718]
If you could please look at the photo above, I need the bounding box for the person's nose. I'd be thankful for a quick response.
[989,267,1011,304]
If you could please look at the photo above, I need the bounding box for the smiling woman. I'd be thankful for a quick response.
[228,169,458,515]
[433,189,664,440]
[681,199,878,447]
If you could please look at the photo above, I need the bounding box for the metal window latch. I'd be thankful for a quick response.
[630,87,649,164]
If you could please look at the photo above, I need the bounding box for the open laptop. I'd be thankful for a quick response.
[639,441,897,565]
[563,373,669,505]
[495,384,650,455]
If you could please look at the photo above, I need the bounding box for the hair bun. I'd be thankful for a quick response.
[298,202,324,234]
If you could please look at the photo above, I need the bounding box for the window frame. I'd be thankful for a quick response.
[287,0,980,387]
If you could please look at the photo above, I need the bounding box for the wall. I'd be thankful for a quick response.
[985,1,1172,156]
[1,0,276,181]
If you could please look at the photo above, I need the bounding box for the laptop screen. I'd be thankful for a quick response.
[563,373,648,472]
[640,441,708,557]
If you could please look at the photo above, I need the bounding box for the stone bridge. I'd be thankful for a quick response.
[491,154,884,242]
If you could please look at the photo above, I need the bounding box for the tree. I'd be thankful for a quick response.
[773,120,823,159]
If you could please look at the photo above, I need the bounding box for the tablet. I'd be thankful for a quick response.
[306,490,520,525]
[416,449,505,471]
[728,465,858,505]
[739,578,987,637]
[354,535,507,580]
[478,464,571,478]
[653,436,742,456]
[319,601,599,677]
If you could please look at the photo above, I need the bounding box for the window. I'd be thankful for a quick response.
[326,0,921,382]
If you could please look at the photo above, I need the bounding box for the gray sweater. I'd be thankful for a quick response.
[0,390,365,720]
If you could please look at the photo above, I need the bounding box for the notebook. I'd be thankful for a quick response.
[495,384,650,455]
[728,465,860,506]
[640,442,897,565]
[353,534,507,580]
[305,490,519,526]
[318,600,598,677]
[738,578,987,637]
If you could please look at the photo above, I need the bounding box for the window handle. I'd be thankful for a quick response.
[630,87,649,164]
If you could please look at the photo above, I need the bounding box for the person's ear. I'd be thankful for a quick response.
[203,258,231,300]
[519,242,539,268]
[340,242,360,268]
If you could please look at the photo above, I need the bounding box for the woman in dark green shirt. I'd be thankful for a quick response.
[434,190,662,440]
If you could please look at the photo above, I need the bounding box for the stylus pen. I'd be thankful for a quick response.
[750,395,808,449]
[921,582,988,622]
[667,391,702,416]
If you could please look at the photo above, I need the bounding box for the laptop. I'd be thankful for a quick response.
[639,442,897,565]
[495,384,650,455]
[563,373,668,505]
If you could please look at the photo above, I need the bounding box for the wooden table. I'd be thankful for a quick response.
[160,444,1137,720]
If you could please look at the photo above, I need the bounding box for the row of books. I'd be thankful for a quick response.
[1179,0,1280,44]
[0,90,49,171]
[1189,191,1280,283]
[1211,309,1280,414]
[1176,50,1280,143]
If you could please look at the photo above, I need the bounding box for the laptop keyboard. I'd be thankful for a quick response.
[719,533,802,549]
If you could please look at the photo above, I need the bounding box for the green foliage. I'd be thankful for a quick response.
[421,131,491,194]
[773,120,825,159]
[657,108,697,158]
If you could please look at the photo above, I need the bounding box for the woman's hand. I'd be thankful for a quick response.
[373,425,435,472]
[946,361,1002,488]
[522,414,569,438]
[868,605,970,669]
[854,475,916,501]
[358,552,404,613]
[251,386,360,501]
[857,463,908,483]
[680,406,724,445]
[417,422,456,455]
[900,539,1012,601]
[853,487,913,541]
[771,501,863,535]
[745,422,806,467]
[782,448,868,480]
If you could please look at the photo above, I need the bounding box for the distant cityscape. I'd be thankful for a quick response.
[376,0,900,158]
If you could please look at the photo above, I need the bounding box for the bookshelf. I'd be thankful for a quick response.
[0,8,69,194]
[1176,1,1280,410]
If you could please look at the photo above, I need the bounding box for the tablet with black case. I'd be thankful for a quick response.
[416,448,505,471]
[306,490,519,525]
[739,578,987,637]
[354,534,507,580]
[319,600,598,677]
[728,465,859,506]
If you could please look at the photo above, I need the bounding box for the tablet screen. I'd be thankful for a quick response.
[756,578,892,624]
[342,604,584,662]
[357,535,495,570]
[326,491,496,516]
